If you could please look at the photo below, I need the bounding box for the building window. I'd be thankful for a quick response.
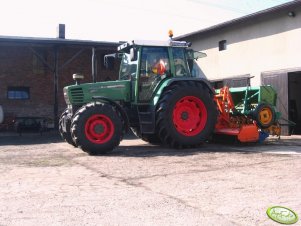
[7,87,30,100]
[219,40,227,51]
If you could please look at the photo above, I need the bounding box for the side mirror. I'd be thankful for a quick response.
[130,48,137,61]
[104,53,116,69]
[186,49,207,60]
[193,51,207,60]
[186,49,207,73]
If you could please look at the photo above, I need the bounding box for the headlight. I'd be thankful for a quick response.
[63,88,70,104]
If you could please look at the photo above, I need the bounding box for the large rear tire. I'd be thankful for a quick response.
[71,102,123,155]
[156,81,217,148]
[59,109,77,147]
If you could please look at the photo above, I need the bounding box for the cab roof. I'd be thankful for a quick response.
[117,40,191,52]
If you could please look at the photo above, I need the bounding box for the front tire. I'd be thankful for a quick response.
[156,81,217,148]
[71,102,123,155]
[59,109,77,147]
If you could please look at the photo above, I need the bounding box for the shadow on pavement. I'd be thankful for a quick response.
[108,137,301,157]
[104,142,264,158]
[0,130,139,146]
[1,130,300,157]
[0,131,63,146]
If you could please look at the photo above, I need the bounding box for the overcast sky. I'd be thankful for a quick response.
[0,0,293,42]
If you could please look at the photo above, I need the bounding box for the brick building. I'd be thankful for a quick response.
[0,35,119,129]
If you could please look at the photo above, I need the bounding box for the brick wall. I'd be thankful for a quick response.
[0,44,119,121]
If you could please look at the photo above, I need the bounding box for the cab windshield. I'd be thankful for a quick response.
[119,53,138,80]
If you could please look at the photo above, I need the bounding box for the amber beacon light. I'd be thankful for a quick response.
[168,30,173,38]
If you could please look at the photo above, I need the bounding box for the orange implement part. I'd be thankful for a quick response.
[237,124,259,142]
[215,127,240,136]
[215,124,259,142]
[214,86,235,123]
[214,86,260,143]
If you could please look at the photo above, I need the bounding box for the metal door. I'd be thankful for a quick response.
[261,71,289,135]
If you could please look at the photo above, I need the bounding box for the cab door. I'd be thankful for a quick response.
[138,47,170,102]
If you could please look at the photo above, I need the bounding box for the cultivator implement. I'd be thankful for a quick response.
[213,86,282,142]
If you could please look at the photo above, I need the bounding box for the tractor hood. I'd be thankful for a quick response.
[64,80,131,105]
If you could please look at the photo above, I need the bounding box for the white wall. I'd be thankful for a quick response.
[187,7,301,86]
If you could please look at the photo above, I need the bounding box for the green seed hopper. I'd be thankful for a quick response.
[228,85,280,117]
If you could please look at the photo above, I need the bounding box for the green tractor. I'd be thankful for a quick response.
[59,38,218,155]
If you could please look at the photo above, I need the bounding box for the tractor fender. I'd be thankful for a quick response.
[152,77,215,106]
[91,96,130,133]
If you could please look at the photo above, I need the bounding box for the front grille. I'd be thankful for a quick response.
[70,87,84,104]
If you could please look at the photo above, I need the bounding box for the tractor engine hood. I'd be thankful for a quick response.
[64,80,131,105]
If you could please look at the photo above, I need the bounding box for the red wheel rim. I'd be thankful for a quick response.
[172,96,207,136]
[84,114,114,144]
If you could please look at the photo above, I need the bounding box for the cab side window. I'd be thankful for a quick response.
[139,47,170,101]
[172,48,188,77]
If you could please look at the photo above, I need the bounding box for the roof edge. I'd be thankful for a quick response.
[0,35,120,47]
[175,1,300,40]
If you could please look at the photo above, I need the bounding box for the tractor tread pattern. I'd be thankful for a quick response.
[155,81,217,148]
[59,108,77,147]
[71,102,123,155]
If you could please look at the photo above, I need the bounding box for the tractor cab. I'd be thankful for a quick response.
[105,39,206,103]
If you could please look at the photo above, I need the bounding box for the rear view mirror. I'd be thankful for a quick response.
[186,49,207,72]
[193,51,207,60]
[104,53,116,69]
[186,49,207,60]
[130,48,137,61]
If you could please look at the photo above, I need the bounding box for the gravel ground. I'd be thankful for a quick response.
[0,132,300,226]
